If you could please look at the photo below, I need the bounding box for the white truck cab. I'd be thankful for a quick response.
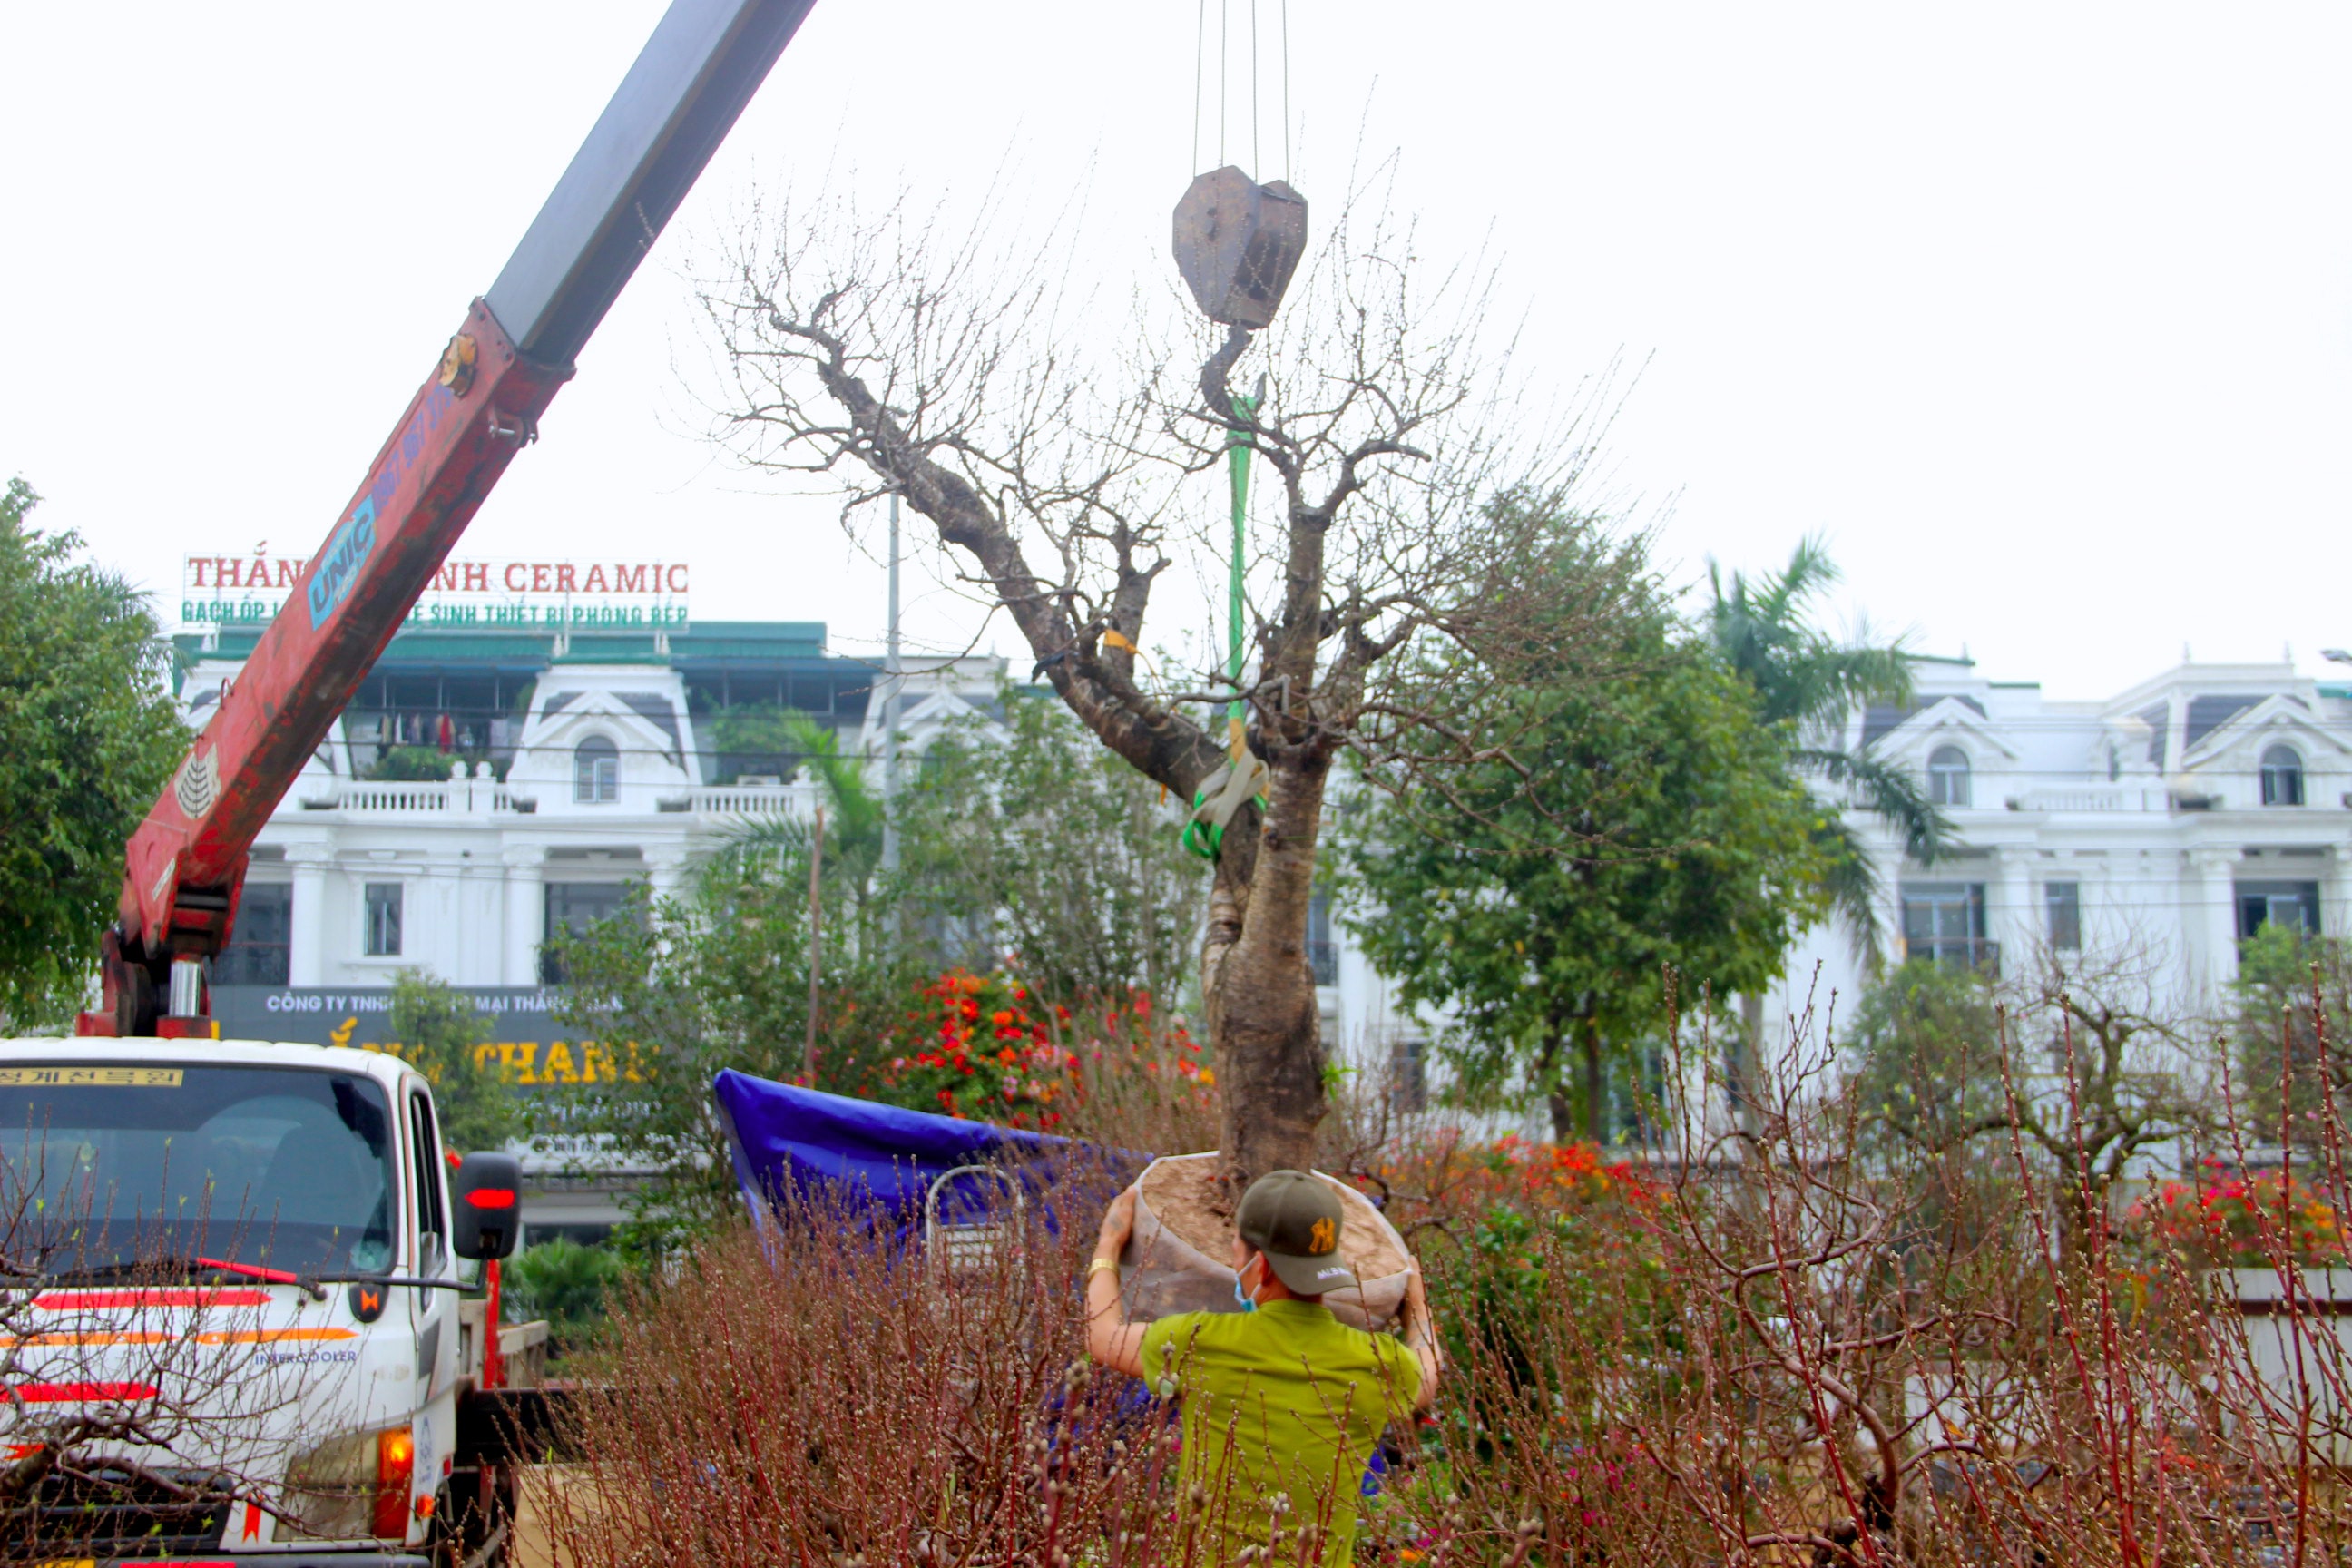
[0,1038,538,1566]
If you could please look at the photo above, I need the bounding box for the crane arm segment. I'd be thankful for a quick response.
[83,0,819,1038]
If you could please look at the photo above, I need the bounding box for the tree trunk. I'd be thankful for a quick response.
[1536,1026,1573,1142]
[1583,1021,1604,1144]
[1547,1083,1576,1143]
[1211,750,1330,1190]
[798,318,1342,1194]
[1735,990,1766,1136]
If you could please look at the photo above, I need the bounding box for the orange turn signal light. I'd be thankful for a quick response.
[374,1427,416,1539]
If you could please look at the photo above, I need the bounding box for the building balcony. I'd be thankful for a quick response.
[2003,787,2171,813]
[293,776,820,823]
[665,783,818,819]
[301,775,534,816]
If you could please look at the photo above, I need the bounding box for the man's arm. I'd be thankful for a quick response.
[1397,1260,1441,1411]
[1085,1187,1150,1378]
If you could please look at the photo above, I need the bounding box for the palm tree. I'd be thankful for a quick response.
[1706,537,1951,1122]
[712,711,888,924]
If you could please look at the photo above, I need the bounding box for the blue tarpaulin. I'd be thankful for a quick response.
[710,1068,1137,1222]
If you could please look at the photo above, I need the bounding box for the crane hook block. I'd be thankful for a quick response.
[1172,167,1308,329]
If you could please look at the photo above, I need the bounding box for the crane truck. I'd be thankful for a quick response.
[4,3,818,1561]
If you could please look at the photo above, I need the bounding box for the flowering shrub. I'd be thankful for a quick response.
[873,969,1209,1132]
[2126,1159,2348,1268]
[1366,1129,1660,1247]
[1465,1133,1653,1210]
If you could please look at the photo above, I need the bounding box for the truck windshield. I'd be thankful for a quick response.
[0,1064,397,1276]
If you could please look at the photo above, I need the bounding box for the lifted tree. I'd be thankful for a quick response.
[695,177,1622,1183]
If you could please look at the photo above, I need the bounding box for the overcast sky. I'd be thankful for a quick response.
[3,3,2347,701]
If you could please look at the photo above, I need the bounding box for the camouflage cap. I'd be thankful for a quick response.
[1236,1169,1357,1297]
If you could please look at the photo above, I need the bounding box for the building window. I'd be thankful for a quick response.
[2044,881,2082,952]
[1307,891,1338,986]
[1901,881,1992,970]
[364,882,404,957]
[2238,880,2321,941]
[573,736,619,803]
[1926,746,1972,808]
[215,882,291,985]
[2260,744,2306,807]
[542,880,638,984]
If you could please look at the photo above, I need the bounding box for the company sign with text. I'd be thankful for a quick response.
[181,550,690,633]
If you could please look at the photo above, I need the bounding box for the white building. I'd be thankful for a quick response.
[183,622,1003,995]
[1316,653,2352,1137]
[1776,655,2352,1023]
[182,616,1005,1240]
[189,595,2346,1170]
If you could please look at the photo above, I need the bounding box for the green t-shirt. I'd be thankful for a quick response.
[1139,1299,1421,1567]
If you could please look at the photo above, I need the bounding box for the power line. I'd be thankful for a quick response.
[1191,0,1206,177]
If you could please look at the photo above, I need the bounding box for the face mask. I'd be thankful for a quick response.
[1233,1261,1259,1313]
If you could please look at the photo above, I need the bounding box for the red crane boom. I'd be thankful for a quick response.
[80,0,819,1038]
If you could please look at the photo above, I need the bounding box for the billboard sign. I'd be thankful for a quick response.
[181,551,690,635]
[209,985,643,1089]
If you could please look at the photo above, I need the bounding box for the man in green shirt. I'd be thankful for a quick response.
[1085,1170,1441,1566]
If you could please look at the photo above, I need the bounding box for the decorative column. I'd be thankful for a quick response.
[2326,846,2349,943]
[2189,846,2241,1005]
[503,848,544,988]
[646,848,688,907]
[1877,837,1910,966]
[287,845,331,987]
[1994,845,2037,980]
[2079,856,2114,957]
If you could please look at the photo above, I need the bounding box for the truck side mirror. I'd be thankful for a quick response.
[451,1152,523,1261]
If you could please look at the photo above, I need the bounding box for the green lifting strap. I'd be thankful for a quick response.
[1226,382,1259,758]
[1182,382,1267,862]
[1181,752,1270,862]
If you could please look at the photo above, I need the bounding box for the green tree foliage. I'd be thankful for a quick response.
[1852,947,2206,1260]
[544,710,908,1250]
[544,859,915,1252]
[0,478,187,1028]
[1339,522,1828,1142]
[1704,536,1947,966]
[387,970,520,1153]
[543,693,1209,1247]
[894,691,1209,1008]
[1847,958,2004,1152]
[705,702,803,765]
[713,710,890,932]
[368,745,464,782]
[2230,923,2352,1144]
[504,1237,626,1354]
